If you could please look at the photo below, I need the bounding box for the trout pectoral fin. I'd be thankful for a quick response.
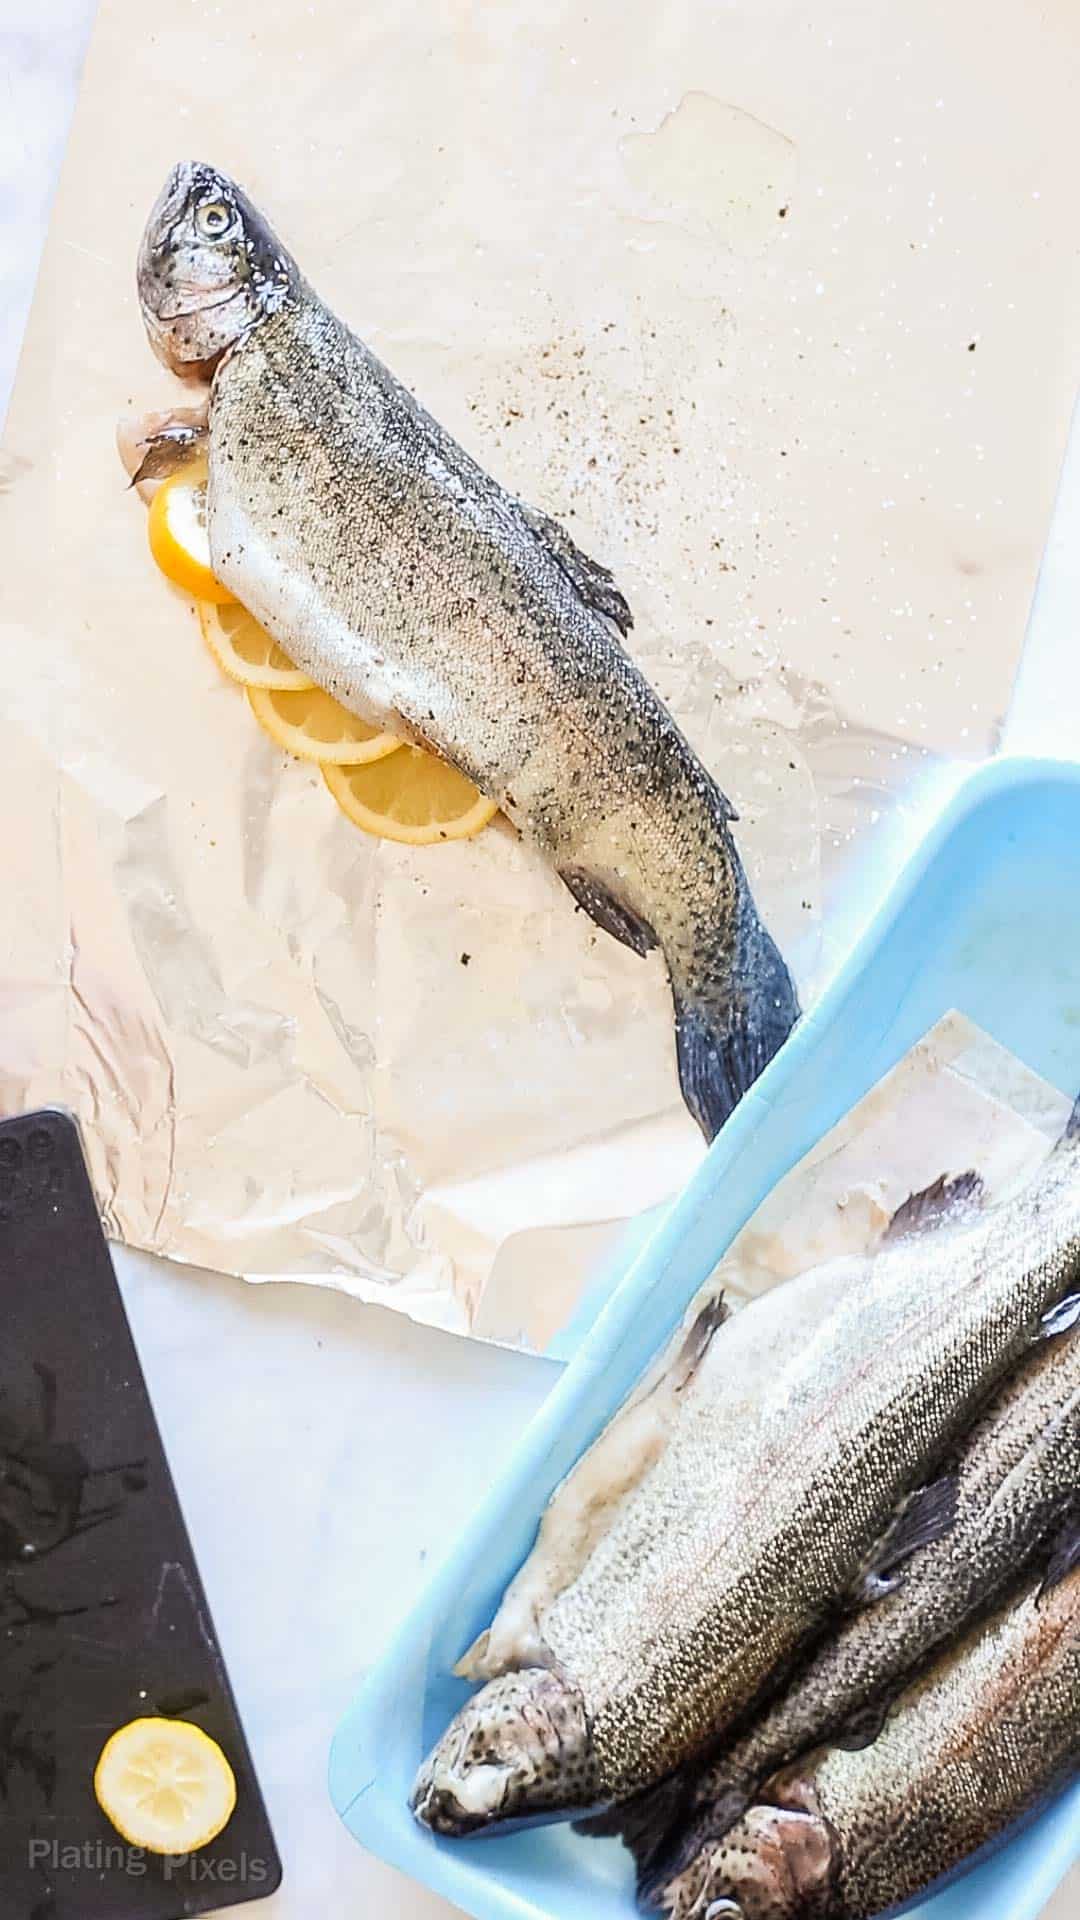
[1039,1291,1080,1339]
[829,1696,891,1752]
[855,1473,960,1602]
[558,868,658,958]
[130,422,209,486]
[882,1171,985,1244]
[1039,1502,1080,1598]
[574,1772,693,1882]
[639,1787,757,1907]
[577,1766,755,1905]
[518,502,635,636]
[672,1294,730,1392]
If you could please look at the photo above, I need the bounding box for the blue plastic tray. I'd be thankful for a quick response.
[331,755,1080,1920]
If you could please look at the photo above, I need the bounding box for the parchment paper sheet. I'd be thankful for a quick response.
[1,1,1078,1344]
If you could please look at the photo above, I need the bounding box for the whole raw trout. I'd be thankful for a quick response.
[411,1132,1080,1835]
[654,1562,1080,1920]
[135,161,799,1140]
[610,1322,1080,1896]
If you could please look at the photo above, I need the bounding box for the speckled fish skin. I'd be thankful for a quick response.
[136,161,799,1141]
[412,1131,1080,1835]
[542,1148,1080,1804]
[627,1325,1080,1892]
[656,1567,1080,1920]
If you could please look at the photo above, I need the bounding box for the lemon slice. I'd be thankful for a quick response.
[247,684,403,765]
[147,463,236,605]
[199,602,315,691]
[94,1717,236,1855]
[324,747,498,844]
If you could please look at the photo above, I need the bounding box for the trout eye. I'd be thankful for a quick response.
[196,200,232,240]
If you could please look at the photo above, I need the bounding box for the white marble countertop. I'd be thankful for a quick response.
[2,8,1076,1918]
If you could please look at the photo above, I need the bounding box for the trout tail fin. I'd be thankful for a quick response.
[673,918,799,1141]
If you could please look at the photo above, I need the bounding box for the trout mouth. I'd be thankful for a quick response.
[411,1667,595,1837]
[410,1755,516,1836]
[410,1707,520,1835]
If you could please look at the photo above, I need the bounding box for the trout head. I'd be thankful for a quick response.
[653,1799,835,1920]
[137,162,296,378]
[410,1668,598,1835]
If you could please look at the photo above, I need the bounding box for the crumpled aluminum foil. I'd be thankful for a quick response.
[2,0,1076,1346]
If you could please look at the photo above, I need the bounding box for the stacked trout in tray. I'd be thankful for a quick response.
[412,1117,1080,1920]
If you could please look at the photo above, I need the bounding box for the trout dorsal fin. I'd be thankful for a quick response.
[517,502,634,636]
[882,1171,984,1245]
[1039,1502,1080,1598]
[854,1474,960,1602]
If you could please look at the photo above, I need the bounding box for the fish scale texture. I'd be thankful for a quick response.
[538,1146,1080,1802]
[820,1573,1080,1920]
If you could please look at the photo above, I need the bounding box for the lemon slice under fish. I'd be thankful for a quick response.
[147,463,236,606]
[324,748,498,844]
[94,1717,237,1855]
[134,442,491,843]
[247,683,403,765]
[199,602,316,691]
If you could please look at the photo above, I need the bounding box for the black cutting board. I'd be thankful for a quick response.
[0,1110,281,1916]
